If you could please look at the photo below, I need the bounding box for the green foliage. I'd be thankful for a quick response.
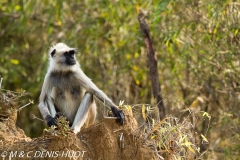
[44,116,71,138]
[0,0,239,158]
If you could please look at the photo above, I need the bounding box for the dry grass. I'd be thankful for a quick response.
[120,103,210,159]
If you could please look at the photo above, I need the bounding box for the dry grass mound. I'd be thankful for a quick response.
[0,89,204,159]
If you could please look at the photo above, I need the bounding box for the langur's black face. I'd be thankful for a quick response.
[64,50,76,65]
[49,43,78,67]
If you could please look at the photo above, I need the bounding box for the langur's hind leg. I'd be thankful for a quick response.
[84,101,97,128]
[71,92,95,133]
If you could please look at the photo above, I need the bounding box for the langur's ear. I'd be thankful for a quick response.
[50,49,56,57]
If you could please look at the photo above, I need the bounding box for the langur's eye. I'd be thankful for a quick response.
[69,50,75,55]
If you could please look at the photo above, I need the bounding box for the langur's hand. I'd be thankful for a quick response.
[54,112,63,119]
[45,115,57,127]
[111,107,125,125]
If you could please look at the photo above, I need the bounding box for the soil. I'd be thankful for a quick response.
[0,109,158,160]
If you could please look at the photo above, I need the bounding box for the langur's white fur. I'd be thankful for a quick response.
[38,43,124,134]
[48,43,79,72]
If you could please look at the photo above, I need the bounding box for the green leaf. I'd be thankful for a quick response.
[157,0,171,14]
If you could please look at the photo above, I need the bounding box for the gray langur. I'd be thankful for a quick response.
[38,43,125,133]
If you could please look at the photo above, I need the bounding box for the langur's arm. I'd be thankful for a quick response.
[38,75,57,126]
[76,69,125,124]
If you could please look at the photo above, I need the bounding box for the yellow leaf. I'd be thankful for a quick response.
[142,104,146,121]
[151,135,156,139]
[213,24,219,35]
[135,79,140,85]
[213,28,217,35]
[184,141,195,153]
[135,4,140,14]
[187,145,195,153]
[152,118,155,128]
[127,105,132,114]
[134,52,139,58]
[15,5,21,11]
[152,118,166,132]
[234,29,238,36]
[203,112,211,119]
[166,40,169,47]
[57,20,62,26]
[201,134,209,143]
[209,55,214,60]
[180,135,187,143]
[133,65,139,71]
[126,54,131,59]
[10,59,19,65]
[190,99,198,108]
[223,10,226,15]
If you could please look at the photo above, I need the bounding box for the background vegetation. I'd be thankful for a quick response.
[0,0,239,159]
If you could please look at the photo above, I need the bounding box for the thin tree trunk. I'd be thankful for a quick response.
[138,11,166,120]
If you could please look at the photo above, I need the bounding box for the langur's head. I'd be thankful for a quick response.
[48,43,78,71]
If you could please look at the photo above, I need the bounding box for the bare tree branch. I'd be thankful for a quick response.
[138,10,166,120]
